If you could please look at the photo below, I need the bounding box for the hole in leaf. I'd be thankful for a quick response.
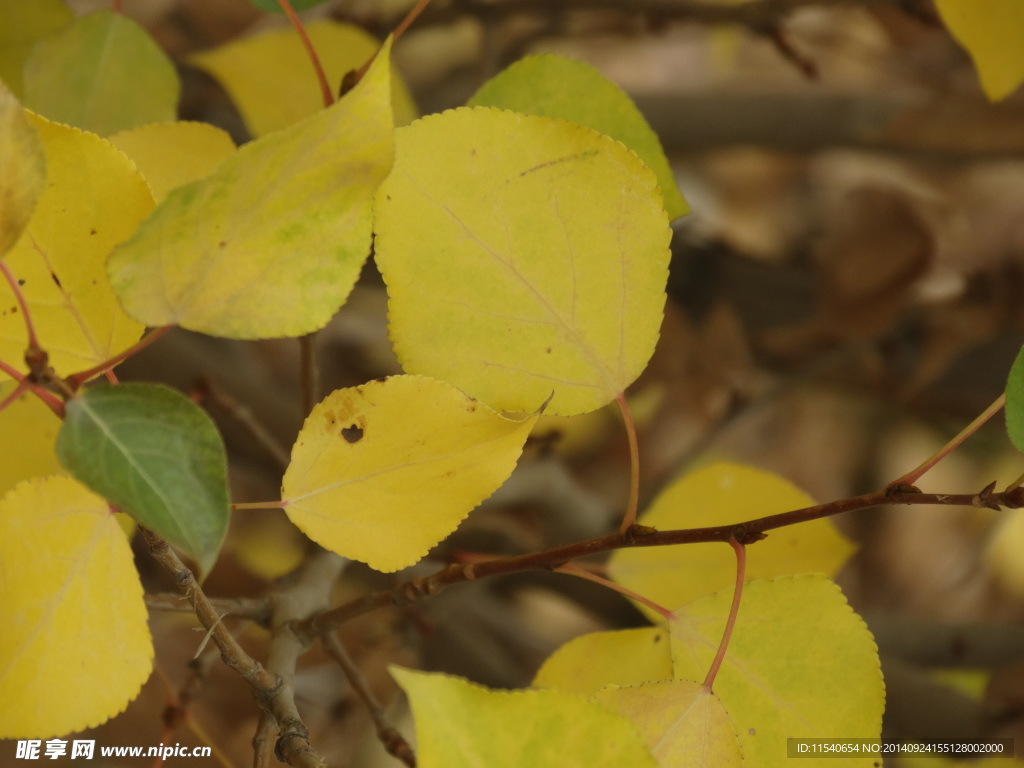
[341,425,364,443]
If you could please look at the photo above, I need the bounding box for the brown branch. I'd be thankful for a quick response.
[141,529,325,768]
[297,484,1024,637]
[145,592,272,624]
[264,550,347,768]
[193,377,291,472]
[321,633,417,767]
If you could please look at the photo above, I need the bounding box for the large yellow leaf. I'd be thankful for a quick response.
[608,462,854,621]
[670,576,884,768]
[108,121,235,203]
[935,0,1024,101]
[533,626,673,694]
[281,375,538,572]
[0,476,153,737]
[374,107,671,416]
[391,667,658,768]
[468,54,688,221]
[22,10,180,136]
[0,82,45,257]
[107,39,394,340]
[0,381,62,498]
[188,20,417,136]
[0,113,150,378]
[593,680,743,768]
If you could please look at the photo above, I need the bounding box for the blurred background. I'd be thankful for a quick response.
[29,0,1024,764]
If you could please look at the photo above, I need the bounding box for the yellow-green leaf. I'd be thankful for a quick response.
[108,121,235,203]
[0,113,150,379]
[468,54,688,221]
[935,0,1024,101]
[188,20,417,136]
[593,680,743,768]
[0,381,62,498]
[0,476,153,738]
[533,626,673,695]
[608,462,854,621]
[391,667,658,768]
[374,107,671,416]
[22,10,180,135]
[0,0,74,98]
[0,82,45,257]
[108,39,395,340]
[281,375,538,572]
[670,576,884,768]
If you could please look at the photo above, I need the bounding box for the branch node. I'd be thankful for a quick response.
[972,480,1001,510]
[886,482,921,497]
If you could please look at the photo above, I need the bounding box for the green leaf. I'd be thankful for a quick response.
[108,37,395,339]
[1006,346,1024,452]
[248,0,330,13]
[0,0,74,98]
[468,54,688,221]
[391,667,658,768]
[22,10,180,136]
[56,383,230,577]
[374,107,671,416]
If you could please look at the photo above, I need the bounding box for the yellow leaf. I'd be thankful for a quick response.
[108,39,395,340]
[533,626,673,694]
[670,576,884,768]
[468,54,689,221]
[0,82,45,257]
[22,10,180,136]
[0,381,62,498]
[391,667,658,768]
[0,0,74,97]
[593,680,743,768]
[935,0,1024,101]
[374,107,671,416]
[281,375,537,572]
[0,113,150,378]
[188,20,417,136]
[108,121,235,203]
[0,476,153,737]
[608,462,854,621]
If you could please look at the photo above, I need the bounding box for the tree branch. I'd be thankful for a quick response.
[297,483,1024,636]
[141,529,327,768]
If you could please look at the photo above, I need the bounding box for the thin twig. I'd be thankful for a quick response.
[890,394,1007,490]
[616,392,641,533]
[141,529,327,768]
[321,633,417,767]
[277,0,334,108]
[702,537,746,690]
[297,483,1024,637]
[557,562,673,621]
[195,377,291,471]
[67,326,173,389]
